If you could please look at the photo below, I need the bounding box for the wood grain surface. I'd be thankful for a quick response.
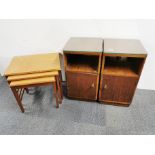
[5,53,61,76]
[7,71,58,81]
[10,77,55,87]
[99,75,138,104]
[103,66,139,77]
[66,71,98,100]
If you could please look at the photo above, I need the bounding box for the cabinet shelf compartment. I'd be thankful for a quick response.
[65,54,99,73]
[103,56,144,77]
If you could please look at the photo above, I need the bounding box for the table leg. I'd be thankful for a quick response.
[58,71,63,100]
[11,87,25,113]
[55,75,62,104]
[53,82,59,108]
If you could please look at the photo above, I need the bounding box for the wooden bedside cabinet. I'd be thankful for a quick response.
[99,39,147,106]
[63,37,103,101]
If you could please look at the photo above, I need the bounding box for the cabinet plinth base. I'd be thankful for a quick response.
[67,96,97,102]
[99,100,131,107]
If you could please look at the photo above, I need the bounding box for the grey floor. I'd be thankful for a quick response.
[0,76,155,135]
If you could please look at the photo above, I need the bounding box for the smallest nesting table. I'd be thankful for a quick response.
[4,53,63,113]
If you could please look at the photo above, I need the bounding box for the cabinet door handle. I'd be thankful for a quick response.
[104,84,107,89]
[91,83,95,88]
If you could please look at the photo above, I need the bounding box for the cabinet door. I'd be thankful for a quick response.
[99,75,138,104]
[66,72,98,100]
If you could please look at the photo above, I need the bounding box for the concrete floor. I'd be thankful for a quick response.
[0,76,155,135]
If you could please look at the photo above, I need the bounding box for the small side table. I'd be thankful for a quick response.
[4,53,63,113]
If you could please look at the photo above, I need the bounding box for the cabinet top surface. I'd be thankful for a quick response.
[104,39,147,55]
[5,53,61,76]
[63,37,103,52]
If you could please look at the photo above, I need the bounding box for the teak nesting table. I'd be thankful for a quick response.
[4,53,63,113]
[63,38,147,106]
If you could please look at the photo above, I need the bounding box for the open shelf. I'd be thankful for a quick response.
[103,66,138,77]
[65,54,99,73]
[103,56,144,77]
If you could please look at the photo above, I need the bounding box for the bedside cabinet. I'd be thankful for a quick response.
[99,39,147,106]
[63,37,103,101]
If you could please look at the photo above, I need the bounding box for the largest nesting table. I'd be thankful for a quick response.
[4,53,63,113]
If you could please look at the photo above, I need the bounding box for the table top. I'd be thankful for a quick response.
[10,76,55,87]
[63,37,103,53]
[7,71,58,81]
[5,53,61,76]
[104,39,147,55]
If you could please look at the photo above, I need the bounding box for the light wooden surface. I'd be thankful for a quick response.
[104,39,147,55]
[7,71,58,81]
[5,53,61,76]
[103,66,139,77]
[63,37,103,52]
[66,64,98,73]
[10,77,55,87]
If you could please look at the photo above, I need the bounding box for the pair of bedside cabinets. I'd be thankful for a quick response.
[63,38,147,106]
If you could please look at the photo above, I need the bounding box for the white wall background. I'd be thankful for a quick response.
[0,19,154,90]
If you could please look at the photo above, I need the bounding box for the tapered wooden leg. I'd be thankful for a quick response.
[53,82,59,108]
[58,71,63,100]
[11,87,25,113]
[55,75,62,104]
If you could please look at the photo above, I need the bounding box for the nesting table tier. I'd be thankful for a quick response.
[5,53,61,76]
[5,53,63,113]
[7,71,59,81]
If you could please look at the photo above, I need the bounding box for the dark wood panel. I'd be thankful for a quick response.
[99,75,138,104]
[66,72,98,100]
